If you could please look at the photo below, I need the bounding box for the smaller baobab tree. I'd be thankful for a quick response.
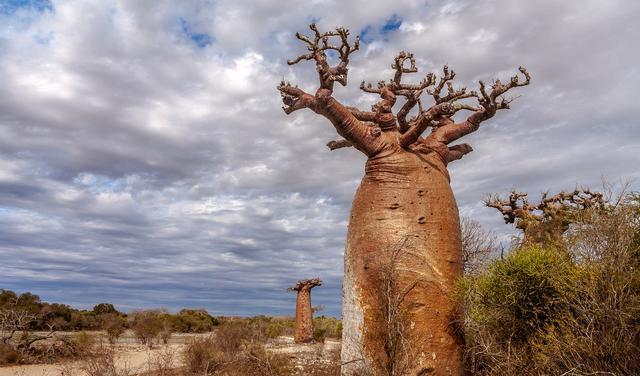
[485,189,605,247]
[288,278,322,343]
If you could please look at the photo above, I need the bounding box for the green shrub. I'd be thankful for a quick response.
[313,328,326,343]
[266,322,283,338]
[176,309,217,333]
[460,246,576,343]
[312,316,342,339]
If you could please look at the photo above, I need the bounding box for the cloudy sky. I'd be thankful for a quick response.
[1,0,638,317]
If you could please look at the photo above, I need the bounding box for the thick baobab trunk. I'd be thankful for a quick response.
[294,287,313,343]
[342,149,463,375]
[289,278,322,343]
[278,23,530,376]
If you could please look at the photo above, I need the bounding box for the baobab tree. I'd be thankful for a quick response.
[486,189,605,246]
[278,23,530,375]
[288,278,322,343]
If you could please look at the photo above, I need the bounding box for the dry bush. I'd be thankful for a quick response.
[461,216,498,275]
[182,332,293,376]
[357,236,418,376]
[60,344,134,376]
[0,342,22,364]
[266,317,295,338]
[182,335,225,374]
[101,313,126,344]
[457,246,576,375]
[458,190,640,375]
[533,197,640,375]
[146,346,178,376]
[130,310,164,347]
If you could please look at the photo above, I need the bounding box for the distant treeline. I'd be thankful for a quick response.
[0,289,219,334]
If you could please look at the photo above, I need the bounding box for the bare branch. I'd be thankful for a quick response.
[288,278,323,292]
[484,191,538,227]
[287,23,360,89]
[461,217,497,274]
[360,80,386,94]
[327,138,353,150]
[430,67,531,146]
[400,102,477,148]
[427,65,457,103]
[277,81,316,114]
[472,66,531,123]
[446,143,473,163]
[485,188,606,245]
[346,106,377,122]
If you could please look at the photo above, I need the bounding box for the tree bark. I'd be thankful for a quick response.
[341,143,463,375]
[294,287,314,343]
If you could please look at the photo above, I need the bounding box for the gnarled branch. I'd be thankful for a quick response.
[288,278,323,292]
[429,67,531,146]
[485,188,606,234]
[288,23,360,89]
[446,143,473,163]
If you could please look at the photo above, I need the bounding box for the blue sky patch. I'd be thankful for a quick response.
[358,15,402,44]
[358,25,373,43]
[180,18,213,48]
[0,0,53,15]
[382,14,402,33]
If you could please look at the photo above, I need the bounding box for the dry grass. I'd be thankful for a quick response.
[458,191,640,375]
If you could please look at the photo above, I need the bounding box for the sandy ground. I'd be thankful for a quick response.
[269,336,340,354]
[0,344,183,376]
[0,334,340,376]
[268,336,341,373]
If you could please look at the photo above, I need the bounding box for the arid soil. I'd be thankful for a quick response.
[0,344,183,376]
[0,334,340,376]
[269,336,341,372]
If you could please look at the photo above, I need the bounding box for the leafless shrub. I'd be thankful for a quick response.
[359,236,421,376]
[182,332,293,375]
[146,346,178,376]
[461,216,498,274]
[0,303,60,365]
[537,194,640,375]
[59,344,134,376]
[182,335,225,374]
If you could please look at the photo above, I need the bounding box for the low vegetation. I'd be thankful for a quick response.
[457,190,640,375]
[0,291,221,366]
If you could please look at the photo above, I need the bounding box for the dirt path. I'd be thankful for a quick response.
[0,344,183,376]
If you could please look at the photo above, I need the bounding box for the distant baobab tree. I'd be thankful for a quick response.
[278,23,530,375]
[486,189,605,246]
[288,278,322,343]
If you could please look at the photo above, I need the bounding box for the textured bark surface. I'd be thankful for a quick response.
[289,278,322,343]
[278,23,530,376]
[342,148,463,375]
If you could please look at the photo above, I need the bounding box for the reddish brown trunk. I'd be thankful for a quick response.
[294,287,314,343]
[278,24,530,376]
[289,278,322,343]
[341,141,463,375]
